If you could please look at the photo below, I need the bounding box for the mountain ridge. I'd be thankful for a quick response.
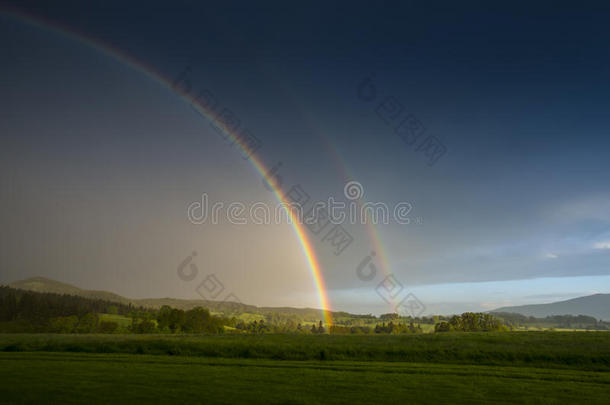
[491,293,610,321]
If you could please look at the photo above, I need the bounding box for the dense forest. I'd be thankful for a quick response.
[0,286,152,333]
[0,286,230,334]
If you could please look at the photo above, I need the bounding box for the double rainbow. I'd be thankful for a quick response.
[2,8,333,325]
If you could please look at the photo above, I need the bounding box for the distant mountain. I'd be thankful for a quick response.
[491,294,610,321]
[6,277,335,321]
[10,277,130,305]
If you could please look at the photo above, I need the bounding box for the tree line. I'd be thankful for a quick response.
[0,286,151,333]
[434,312,507,332]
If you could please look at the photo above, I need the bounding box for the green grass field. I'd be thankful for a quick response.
[98,313,132,328]
[1,332,609,404]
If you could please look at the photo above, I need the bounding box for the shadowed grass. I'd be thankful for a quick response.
[1,352,609,404]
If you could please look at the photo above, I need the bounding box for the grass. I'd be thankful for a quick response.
[1,352,609,404]
[1,332,610,403]
[1,332,610,370]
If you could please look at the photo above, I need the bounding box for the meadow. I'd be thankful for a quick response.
[2,332,610,369]
[1,332,610,404]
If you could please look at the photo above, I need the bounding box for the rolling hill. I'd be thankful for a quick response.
[492,294,610,321]
[6,277,335,321]
[11,277,610,322]
[9,277,130,305]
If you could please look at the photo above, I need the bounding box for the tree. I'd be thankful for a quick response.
[98,321,119,334]
[134,320,156,334]
[168,309,186,333]
[379,313,399,322]
[76,312,98,333]
[183,307,211,333]
[438,313,506,333]
[156,305,173,332]
[49,316,78,333]
[0,291,18,322]
[435,321,451,332]
[256,320,270,334]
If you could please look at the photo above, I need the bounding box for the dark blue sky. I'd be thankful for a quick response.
[1,1,609,314]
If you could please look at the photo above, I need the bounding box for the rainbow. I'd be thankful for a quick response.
[268,84,399,313]
[321,140,398,313]
[1,8,333,326]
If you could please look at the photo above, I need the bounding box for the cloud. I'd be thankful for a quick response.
[544,253,558,259]
[552,195,610,222]
[594,241,610,250]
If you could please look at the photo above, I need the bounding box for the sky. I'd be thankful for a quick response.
[1,1,609,316]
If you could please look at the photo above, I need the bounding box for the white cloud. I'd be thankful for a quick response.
[594,241,610,250]
[544,253,558,259]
